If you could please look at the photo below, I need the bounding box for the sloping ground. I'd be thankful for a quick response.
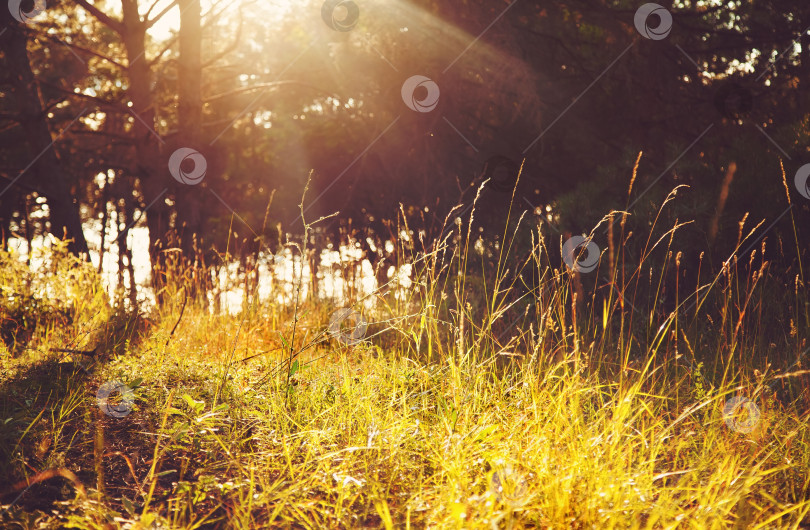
[1,306,809,529]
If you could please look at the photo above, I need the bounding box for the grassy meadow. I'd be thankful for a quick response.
[1,188,809,529]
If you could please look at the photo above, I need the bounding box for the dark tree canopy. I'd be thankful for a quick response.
[1,0,808,296]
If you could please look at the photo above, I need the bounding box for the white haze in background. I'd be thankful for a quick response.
[7,223,412,315]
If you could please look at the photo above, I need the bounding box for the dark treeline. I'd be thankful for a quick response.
[1,0,809,297]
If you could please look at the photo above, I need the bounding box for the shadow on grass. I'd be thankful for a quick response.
[0,312,152,516]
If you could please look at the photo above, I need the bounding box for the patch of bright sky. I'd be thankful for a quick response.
[145,0,297,41]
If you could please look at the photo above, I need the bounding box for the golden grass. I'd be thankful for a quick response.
[1,183,809,528]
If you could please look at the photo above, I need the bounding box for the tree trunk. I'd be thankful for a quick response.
[120,0,171,292]
[176,0,205,260]
[0,13,89,257]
